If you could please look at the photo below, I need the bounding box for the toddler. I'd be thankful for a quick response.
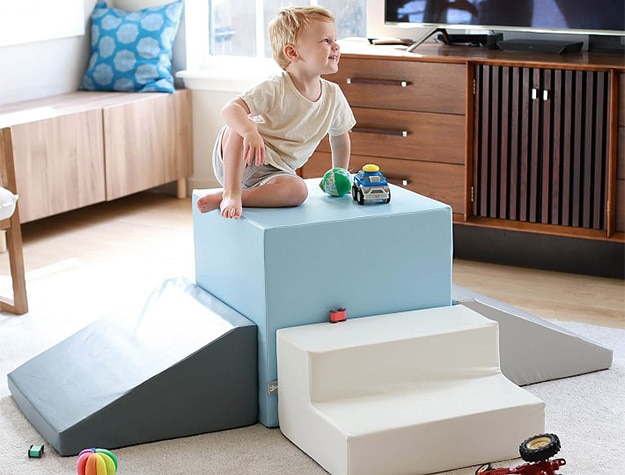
[196,6,356,218]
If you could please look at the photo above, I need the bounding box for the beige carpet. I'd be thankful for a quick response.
[2,294,624,474]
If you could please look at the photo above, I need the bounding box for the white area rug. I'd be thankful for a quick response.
[0,313,623,475]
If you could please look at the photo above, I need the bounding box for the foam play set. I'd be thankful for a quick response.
[7,178,613,474]
[193,180,453,427]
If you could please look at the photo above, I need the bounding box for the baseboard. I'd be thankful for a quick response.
[150,178,220,198]
[453,224,624,279]
[187,177,221,192]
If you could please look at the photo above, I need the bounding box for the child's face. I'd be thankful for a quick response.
[292,20,340,75]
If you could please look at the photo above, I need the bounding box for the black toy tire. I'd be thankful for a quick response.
[351,184,358,201]
[475,463,492,474]
[519,433,561,462]
[385,189,391,203]
[357,188,364,205]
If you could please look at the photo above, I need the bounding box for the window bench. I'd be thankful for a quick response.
[0,89,192,223]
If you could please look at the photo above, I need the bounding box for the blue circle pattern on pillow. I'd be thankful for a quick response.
[81,0,183,93]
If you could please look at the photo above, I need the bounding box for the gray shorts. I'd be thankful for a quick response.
[212,126,294,189]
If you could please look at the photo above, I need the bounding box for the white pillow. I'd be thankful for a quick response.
[0,187,18,220]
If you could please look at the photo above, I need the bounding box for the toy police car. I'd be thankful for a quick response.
[351,164,391,205]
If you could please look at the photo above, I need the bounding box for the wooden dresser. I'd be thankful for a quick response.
[302,41,625,246]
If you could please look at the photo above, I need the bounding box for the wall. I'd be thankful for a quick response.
[183,88,230,190]
[0,0,195,183]
[178,58,281,190]
[0,0,190,107]
[0,0,261,190]
[0,0,96,106]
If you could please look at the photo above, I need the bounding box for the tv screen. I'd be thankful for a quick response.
[385,0,625,35]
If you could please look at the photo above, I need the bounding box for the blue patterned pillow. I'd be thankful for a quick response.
[80,0,183,93]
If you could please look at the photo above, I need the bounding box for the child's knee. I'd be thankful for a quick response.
[279,177,308,206]
[291,179,308,205]
[221,128,244,153]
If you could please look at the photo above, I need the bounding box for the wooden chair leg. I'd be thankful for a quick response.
[0,214,27,315]
[0,128,28,315]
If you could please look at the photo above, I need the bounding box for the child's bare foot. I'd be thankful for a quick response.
[196,189,223,213]
[220,195,242,219]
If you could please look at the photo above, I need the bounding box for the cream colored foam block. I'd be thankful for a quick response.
[277,306,545,475]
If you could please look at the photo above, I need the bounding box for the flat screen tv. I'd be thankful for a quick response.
[368,0,625,51]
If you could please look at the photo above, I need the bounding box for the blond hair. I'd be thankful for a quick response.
[268,6,335,70]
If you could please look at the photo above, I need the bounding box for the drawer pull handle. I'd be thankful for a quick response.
[353,127,408,137]
[346,77,409,87]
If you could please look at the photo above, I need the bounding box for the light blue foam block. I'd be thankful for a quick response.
[193,180,453,427]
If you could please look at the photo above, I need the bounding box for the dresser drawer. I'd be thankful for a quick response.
[317,107,465,165]
[329,58,466,115]
[303,152,465,213]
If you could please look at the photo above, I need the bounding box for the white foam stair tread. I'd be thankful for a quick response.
[277,305,545,475]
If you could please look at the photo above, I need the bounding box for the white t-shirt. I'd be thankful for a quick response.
[240,70,356,173]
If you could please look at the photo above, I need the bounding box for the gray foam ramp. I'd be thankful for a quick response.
[453,285,613,386]
[8,277,257,456]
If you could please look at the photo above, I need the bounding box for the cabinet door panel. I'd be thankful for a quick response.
[473,65,610,231]
[616,126,625,180]
[617,180,625,232]
[103,90,192,200]
[616,180,625,232]
[618,127,625,232]
[329,58,466,115]
[9,111,105,223]
[316,107,465,165]
[618,73,625,127]
[303,152,464,213]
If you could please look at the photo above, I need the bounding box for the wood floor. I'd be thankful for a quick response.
[3,192,624,328]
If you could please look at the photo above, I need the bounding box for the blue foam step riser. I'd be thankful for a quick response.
[193,180,453,427]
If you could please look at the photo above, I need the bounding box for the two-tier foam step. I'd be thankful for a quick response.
[193,179,453,427]
[277,305,545,475]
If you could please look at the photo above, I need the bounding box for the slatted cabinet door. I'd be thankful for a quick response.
[472,64,610,232]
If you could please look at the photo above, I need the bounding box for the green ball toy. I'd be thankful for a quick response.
[319,167,351,197]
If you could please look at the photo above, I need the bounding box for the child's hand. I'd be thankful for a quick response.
[243,131,266,166]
